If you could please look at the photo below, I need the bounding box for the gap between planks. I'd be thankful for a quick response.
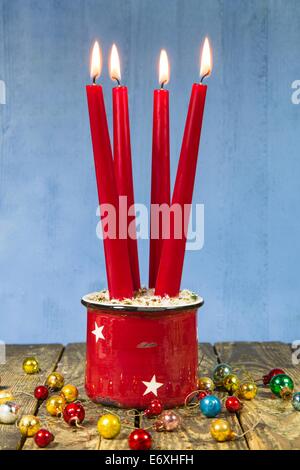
[215,342,300,450]
[0,344,64,450]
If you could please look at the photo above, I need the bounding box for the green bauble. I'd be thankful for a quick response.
[212,363,232,386]
[269,374,294,399]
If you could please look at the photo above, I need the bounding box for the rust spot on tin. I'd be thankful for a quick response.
[136,342,157,349]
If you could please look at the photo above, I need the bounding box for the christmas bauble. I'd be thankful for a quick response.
[292,392,300,411]
[197,376,215,392]
[34,385,49,401]
[128,429,152,450]
[238,382,257,400]
[144,399,163,418]
[154,410,181,431]
[0,401,20,424]
[97,413,121,439]
[263,368,285,385]
[46,372,64,390]
[223,374,240,394]
[61,384,78,403]
[34,429,54,448]
[269,374,294,399]
[46,395,66,416]
[0,390,15,405]
[212,363,232,386]
[63,402,85,426]
[199,395,222,417]
[210,419,235,442]
[197,390,210,401]
[22,357,39,374]
[225,396,243,413]
[19,415,40,437]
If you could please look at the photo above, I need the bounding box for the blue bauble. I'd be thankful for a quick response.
[292,392,300,411]
[199,395,222,417]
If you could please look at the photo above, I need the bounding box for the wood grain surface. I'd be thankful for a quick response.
[215,342,300,450]
[1,342,298,450]
[22,343,134,450]
[141,343,248,450]
[0,344,63,450]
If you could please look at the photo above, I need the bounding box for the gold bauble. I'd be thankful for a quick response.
[19,415,41,437]
[61,384,78,403]
[97,414,121,439]
[46,372,64,390]
[46,395,66,416]
[0,389,15,404]
[238,382,257,400]
[197,376,215,392]
[223,374,240,394]
[210,418,235,442]
[22,357,39,374]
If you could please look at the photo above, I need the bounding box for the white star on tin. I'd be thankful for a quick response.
[142,375,163,396]
[91,322,105,342]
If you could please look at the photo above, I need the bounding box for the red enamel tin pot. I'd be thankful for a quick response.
[82,293,204,409]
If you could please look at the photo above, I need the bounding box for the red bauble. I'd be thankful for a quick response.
[263,368,285,386]
[34,429,54,448]
[34,385,49,401]
[197,390,210,401]
[144,399,163,418]
[128,429,152,450]
[63,402,85,426]
[225,396,243,413]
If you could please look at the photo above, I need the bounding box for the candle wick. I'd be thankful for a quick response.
[114,77,121,86]
[92,76,97,85]
[200,72,209,83]
[160,81,166,90]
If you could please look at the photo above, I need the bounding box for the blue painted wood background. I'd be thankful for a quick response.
[1,0,300,344]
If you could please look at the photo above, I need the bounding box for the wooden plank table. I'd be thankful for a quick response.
[0,342,299,450]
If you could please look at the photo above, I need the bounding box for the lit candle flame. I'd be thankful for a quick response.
[90,41,102,82]
[159,49,169,87]
[200,37,212,82]
[110,44,121,84]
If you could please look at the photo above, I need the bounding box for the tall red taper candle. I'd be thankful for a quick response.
[110,45,140,291]
[86,42,133,299]
[149,50,170,288]
[155,39,212,297]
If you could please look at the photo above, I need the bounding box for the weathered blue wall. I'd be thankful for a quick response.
[1,0,300,344]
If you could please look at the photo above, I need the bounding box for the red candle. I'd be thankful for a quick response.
[149,50,171,288]
[110,44,140,291]
[155,38,212,297]
[86,42,133,299]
